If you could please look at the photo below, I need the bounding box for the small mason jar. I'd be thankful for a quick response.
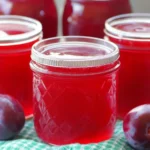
[0,15,42,118]
[30,36,120,145]
[105,13,150,119]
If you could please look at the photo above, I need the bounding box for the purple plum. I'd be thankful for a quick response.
[0,94,25,140]
[123,104,150,150]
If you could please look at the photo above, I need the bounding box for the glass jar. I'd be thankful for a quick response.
[0,0,57,38]
[0,15,42,118]
[63,0,132,38]
[105,13,150,119]
[30,36,120,145]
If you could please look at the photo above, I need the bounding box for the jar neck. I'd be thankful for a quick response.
[105,33,150,49]
[30,60,120,76]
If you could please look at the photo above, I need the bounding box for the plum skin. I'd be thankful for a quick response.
[0,94,25,140]
[123,104,150,150]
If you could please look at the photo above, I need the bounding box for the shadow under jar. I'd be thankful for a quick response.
[0,15,42,118]
[30,36,120,145]
[0,0,57,38]
[105,13,150,119]
[63,0,132,38]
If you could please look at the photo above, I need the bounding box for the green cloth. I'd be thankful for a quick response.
[0,120,134,150]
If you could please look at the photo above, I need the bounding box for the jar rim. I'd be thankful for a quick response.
[0,15,42,45]
[31,36,119,68]
[105,13,150,40]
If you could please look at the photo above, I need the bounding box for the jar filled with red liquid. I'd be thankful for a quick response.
[105,13,150,119]
[30,36,120,145]
[0,0,57,38]
[0,15,42,118]
[63,0,132,38]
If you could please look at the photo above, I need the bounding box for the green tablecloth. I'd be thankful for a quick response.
[0,120,134,150]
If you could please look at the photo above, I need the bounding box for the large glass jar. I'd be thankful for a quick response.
[105,13,150,119]
[30,36,120,145]
[0,0,57,38]
[63,0,132,38]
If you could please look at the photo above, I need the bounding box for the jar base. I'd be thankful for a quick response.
[36,130,114,146]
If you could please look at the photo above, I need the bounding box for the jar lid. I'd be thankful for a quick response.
[0,15,42,45]
[31,36,119,68]
[105,13,150,40]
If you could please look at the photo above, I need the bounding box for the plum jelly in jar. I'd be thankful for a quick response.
[0,15,42,118]
[63,0,131,38]
[105,13,150,119]
[0,0,57,38]
[30,36,120,145]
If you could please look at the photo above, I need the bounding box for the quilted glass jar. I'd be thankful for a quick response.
[30,36,120,145]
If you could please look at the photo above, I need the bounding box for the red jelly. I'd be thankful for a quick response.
[30,36,120,145]
[0,16,42,118]
[63,0,131,38]
[105,13,150,119]
[0,0,57,38]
